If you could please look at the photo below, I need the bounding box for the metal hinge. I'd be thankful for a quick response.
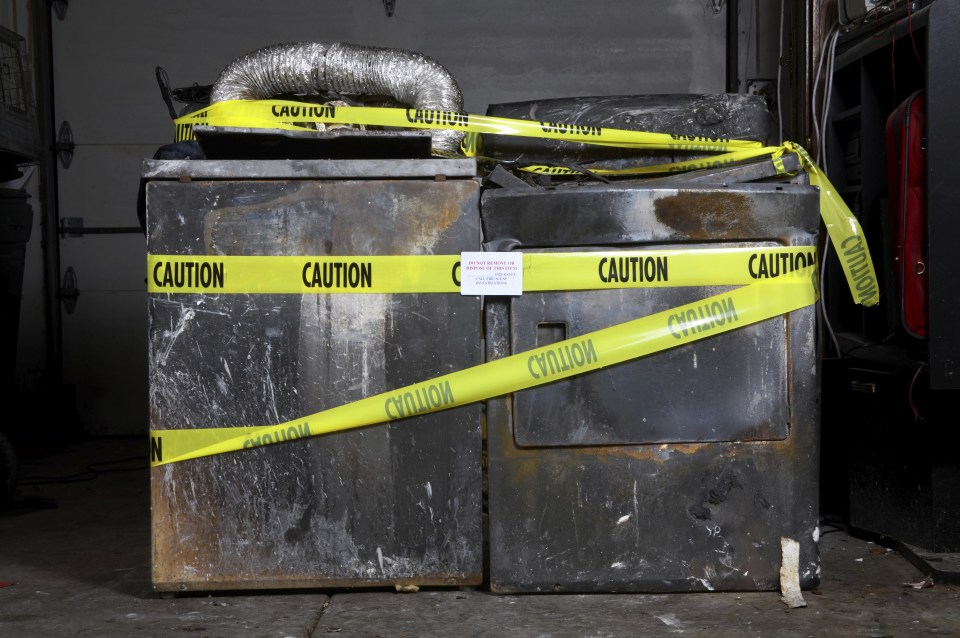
[59,266,79,314]
[54,121,74,169]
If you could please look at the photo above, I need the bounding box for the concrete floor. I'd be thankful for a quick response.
[2,438,959,637]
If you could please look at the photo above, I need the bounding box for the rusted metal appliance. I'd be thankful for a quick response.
[482,182,821,592]
[145,157,482,591]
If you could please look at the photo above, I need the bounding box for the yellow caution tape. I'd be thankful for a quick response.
[786,142,878,307]
[148,254,458,294]
[146,247,817,295]
[148,98,876,465]
[175,100,765,153]
[171,99,876,306]
[517,146,792,177]
[518,143,877,307]
[149,267,817,466]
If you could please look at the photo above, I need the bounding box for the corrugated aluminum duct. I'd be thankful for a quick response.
[210,42,465,156]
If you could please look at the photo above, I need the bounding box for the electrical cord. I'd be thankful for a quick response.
[810,24,837,169]
[906,0,926,72]
[777,0,785,145]
[819,25,840,371]
[821,241,842,358]
[741,0,754,93]
[17,456,148,486]
[908,362,925,421]
[819,28,840,173]
[813,22,842,358]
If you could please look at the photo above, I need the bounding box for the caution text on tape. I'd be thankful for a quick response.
[147,247,818,295]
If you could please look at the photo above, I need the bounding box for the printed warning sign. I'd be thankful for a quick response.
[459,252,523,296]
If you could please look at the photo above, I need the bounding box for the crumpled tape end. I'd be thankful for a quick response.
[780,536,808,608]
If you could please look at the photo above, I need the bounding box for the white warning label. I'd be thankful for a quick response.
[460,252,523,296]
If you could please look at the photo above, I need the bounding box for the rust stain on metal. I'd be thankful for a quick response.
[155,571,482,593]
[624,443,712,462]
[198,180,475,256]
[390,181,473,252]
[503,442,714,469]
[502,438,804,469]
[203,182,314,254]
[151,465,225,586]
[654,191,757,239]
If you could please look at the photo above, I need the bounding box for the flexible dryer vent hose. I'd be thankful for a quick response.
[210,42,465,156]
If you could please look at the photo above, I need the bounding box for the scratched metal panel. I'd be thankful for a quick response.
[147,168,482,591]
[482,183,822,592]
[510,243,787,447]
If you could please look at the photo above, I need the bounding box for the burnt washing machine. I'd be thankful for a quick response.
[145,154,483,592]
[482,181,821,593]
